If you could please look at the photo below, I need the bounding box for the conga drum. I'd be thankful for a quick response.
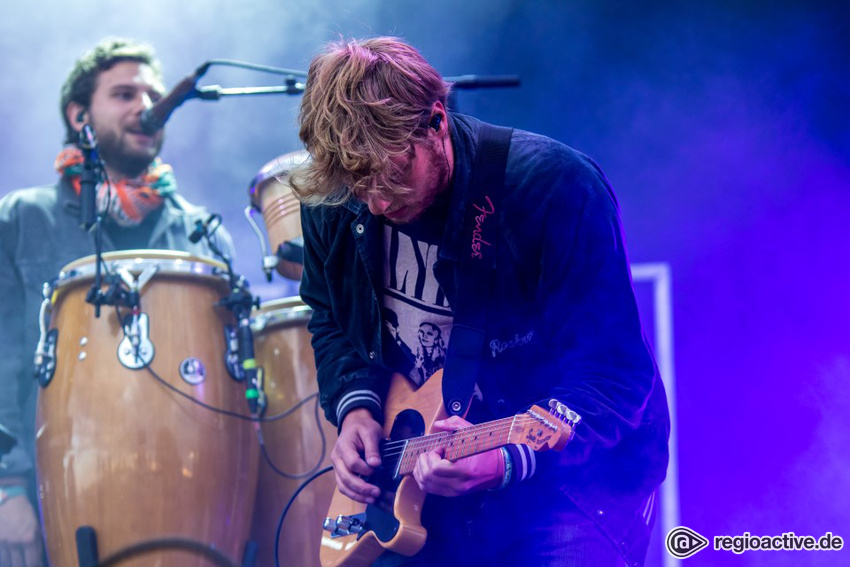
[248,297,337,567]
[36,251,259,567]
[247,150,309,281]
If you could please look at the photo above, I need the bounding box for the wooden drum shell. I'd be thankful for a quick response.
[248,150,308,281]
[249,297,337,567]
[35,251,259,567]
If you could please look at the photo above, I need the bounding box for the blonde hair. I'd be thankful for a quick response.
[293,37,451,205]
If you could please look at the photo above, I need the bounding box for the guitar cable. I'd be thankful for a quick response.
[255,393,328,479]
[274,465,334,567]
[94,537,239,567]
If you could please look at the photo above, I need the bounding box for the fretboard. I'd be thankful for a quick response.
[388,415,516,477]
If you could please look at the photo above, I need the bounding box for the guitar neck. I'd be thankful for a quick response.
[389,416,515,477]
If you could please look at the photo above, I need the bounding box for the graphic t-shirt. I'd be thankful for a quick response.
[381,193,453,386]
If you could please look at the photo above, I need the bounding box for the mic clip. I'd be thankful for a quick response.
[189,214,221,244]
[79,124,102,231]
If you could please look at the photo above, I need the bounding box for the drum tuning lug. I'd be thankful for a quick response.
[34,329,58,388]
[118,313,155,370]
[34,295,58,388]
[41,280,56,301]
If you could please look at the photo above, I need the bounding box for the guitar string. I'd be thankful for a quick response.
[381,419,512,456]
[380,415,560,456]
[379,415,564,463]
[378,414,547,452]
[389,416,565,474]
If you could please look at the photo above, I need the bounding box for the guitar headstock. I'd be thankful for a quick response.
[507,400,581,452]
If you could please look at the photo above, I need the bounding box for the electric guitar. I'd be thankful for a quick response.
[319,369,581,567]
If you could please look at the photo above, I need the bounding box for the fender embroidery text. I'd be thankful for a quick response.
[471,196,495,259]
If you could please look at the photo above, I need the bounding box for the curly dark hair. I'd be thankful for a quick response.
[59,37,162,144]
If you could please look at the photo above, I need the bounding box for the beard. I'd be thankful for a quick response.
[389,139,451,225]
[93,122,163,179]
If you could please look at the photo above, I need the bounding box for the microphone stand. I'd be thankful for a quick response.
[77,127,111,319]
[78,131,138,320]
[79,125,99,231]
[147,57,520,120]
[194,76,306,99]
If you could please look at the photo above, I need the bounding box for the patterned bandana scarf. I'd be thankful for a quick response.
[55,146,177,227]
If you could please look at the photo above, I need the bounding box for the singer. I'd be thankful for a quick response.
[0,37,233,565]
[293,37,669,566]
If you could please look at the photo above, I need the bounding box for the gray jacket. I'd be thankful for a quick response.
[0,177,234,482]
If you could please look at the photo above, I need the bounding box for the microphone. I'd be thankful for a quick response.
[189,213,219,244]
[139,62,210,135]
[79,123,100,230]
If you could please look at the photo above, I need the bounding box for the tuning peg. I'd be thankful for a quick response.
[548,399,582,429]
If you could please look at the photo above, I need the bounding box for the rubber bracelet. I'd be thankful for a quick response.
[489,447,513,491]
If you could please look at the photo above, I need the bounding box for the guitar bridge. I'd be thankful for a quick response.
[323,513,367,538]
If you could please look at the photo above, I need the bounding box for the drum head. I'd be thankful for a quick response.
[56,250,228,289]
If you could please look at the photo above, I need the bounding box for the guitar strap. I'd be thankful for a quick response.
[442,123,513,416]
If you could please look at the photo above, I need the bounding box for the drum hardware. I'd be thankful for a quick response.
[244,207,281,282]
[117,313,154,369]
[277,237,304,263]
[34,281,58,387]
[114,264,159,370]
[191,213,268,417]
[179,357,207,385]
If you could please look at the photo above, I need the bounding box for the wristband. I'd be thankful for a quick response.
[489,447,513,491]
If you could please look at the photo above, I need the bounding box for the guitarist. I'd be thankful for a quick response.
[293,37,670,567]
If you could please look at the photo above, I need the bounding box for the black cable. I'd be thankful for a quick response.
[96,537,238,567]
[274,465,334,567]
[258,394,327,479]
[102,249,318,425]
[261,391,318,422]
[141,360,317,422]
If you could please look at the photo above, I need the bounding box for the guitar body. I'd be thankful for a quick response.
[320,371,450,567]
[318,370,578,567]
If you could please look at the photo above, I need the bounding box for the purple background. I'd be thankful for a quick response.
[2,1,847,565]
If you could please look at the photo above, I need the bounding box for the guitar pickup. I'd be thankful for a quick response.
[323,513,367,538]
